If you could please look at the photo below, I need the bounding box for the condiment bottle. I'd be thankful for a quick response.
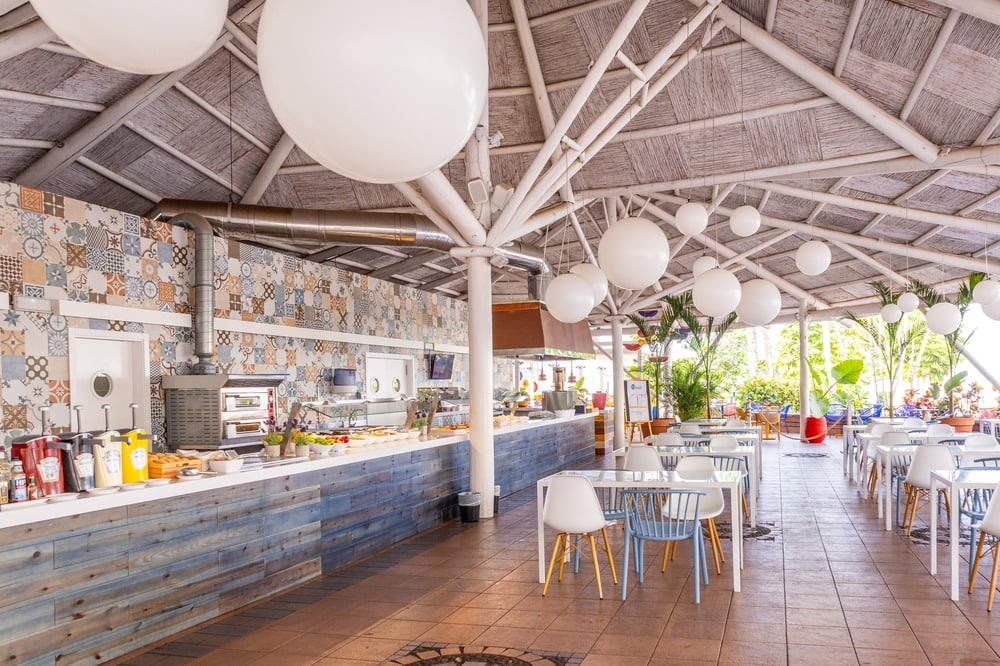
[10,459,27,502]
[0,445,11,505]
[27,475,40,501]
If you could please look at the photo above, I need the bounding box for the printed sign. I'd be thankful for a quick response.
[624,379,651,422]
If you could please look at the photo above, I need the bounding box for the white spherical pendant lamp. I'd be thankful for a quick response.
[881,303,903,324]
[257,0,488,184]
[675,202,708,236]
[545,274,594,323]
[736,279,781,326]
[693,268,741,318]
[31,0,228,74]
[983,299,1000,321]
[897,291,919,313]
[729,205,761,237]
[795,240,831,276]
[597,217,670,290]
[925,301,961,335]
[974,278,1000,305]
[692,255,718,278]
[569,263,608,305]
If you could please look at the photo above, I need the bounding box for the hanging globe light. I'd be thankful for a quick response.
[974,278,1000,305]
[881,303,903,324]
[983,299,1000,321]
[598,217,670,290]
[736,279,781,326]
[729,205,761,237]
[925,301,961,335]
[675,202,708,236]
[31,0,228,74]
[692,268,741,318]
[544,274,595,323]
[568,262,608,305]
[692,255,718,278]
[897,291,919,313]
[258,0,488,183]
[795,240,831,276]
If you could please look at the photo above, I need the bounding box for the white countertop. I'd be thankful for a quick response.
[0,412,595,529]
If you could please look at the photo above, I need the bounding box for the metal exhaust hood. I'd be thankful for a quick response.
[492,302,595,360]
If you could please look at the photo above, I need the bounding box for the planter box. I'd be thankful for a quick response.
[940,416,976,432]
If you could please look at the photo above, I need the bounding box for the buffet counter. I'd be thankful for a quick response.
[0,413,595,663]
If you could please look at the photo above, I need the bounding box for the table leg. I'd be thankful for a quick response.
[930,477,938,576]
[537,480,545,583]
[748,453,758,527]
[884,450,893,531]
[730,483,742,592]
[949,482,960,601]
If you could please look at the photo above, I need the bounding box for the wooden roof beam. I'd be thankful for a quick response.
[712,2,939,163]
[242,132,295,204]
[368,250,444,280]
[930,0,1000,29]
[0,18,52,63]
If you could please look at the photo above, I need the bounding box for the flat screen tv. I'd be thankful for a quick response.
[429,353,455,380]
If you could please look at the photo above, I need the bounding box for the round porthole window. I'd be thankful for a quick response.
[392,377,401,392]
[370,378,380,393]
[92,372,113,398]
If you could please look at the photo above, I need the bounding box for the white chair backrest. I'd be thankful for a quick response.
[710,434,739,451]
[964,433,999,449]
[904,444,956,487]
[624,445,665,472]
[543,475,609,533]
[654,431,685,447]
[880,431,912,447]
[672,457,724,517]
[679,423,702,435]
[903,417,925,429]
[979,482,1000,537]
[725,419,746,427]
[870,423,892,438]
[926,423,955,437]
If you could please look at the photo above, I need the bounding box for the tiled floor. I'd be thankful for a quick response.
[111,436,1000,665]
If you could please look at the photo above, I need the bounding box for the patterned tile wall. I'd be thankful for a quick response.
[0,182,485,446]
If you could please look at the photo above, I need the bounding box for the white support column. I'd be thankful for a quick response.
[465,253,495,518]
[956,340,1000,396]
[611,316,626,451]
[799,299,809,442]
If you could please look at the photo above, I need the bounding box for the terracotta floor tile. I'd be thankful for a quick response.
[717,640,788,665]
[317,636,403,662]
[589,632,658,659]
[651,636,721,662]
[786,643,858,664]
[529,629,599,653]
[855,648,930,665]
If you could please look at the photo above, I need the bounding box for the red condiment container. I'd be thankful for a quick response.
[11,435,64,496]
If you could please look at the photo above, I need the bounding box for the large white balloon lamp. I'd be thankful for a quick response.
[257,0,488,183]
[692,268,741,318]
[736,279,781,326]
[675,202,708,236]
[31,0,228,75]
[983,299,1000,321]
[692,255,718,278]
[974,278,1000,305]
[569,263,608,304]
[925,301,961,335]
[881,303,902,324]
[545,274,594,323]
[795,240,831,276]
[597,217,670,290]
[897,291,919,313]
[729,205,761,237]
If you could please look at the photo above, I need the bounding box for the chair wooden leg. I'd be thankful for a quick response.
[660,542,670,572]
[741,492,749,525]
[970,531,988,595]
[543,533,565,596]
[557,534,569,582]
[707,519,723,575]
[587,534,603,599]
[600,527,618,585]
[989,542,1000,612]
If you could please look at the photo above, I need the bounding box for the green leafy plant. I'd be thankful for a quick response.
[671,358,708,421]
[263,429,283,445]
[809,358,864,416]
[735,376,799,410]
[411,417,428,428]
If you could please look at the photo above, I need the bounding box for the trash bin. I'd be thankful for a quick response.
[494,485,500,514]
[458,491,481,523]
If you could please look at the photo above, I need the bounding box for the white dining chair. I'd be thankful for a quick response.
[653,431,685,447]
[541,475,618,599]
[673,456,726,575]
[709,434,739,452]
[725,418,746,428]
[926,422,956,445]
[624,445,665,472]
[968,482,1000,611]
[902,444,956,536]
[867,430,910,499]
[678,423,703,435]
[965,433,999,450]
[902,417,926,429]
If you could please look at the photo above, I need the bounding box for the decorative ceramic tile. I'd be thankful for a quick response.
[158,282,174,303]
[123,233,141,257]
[86,225,109,250]
[106,273,124,296]
[124,212,140,235]
[3,403,27,429]
[67,243,87,268]
[49,379,70,404]
[19,186,43,213]
[46,263,67,287]
[2,355,25,381]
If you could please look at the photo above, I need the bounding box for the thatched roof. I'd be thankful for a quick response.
[2,0,1000,323]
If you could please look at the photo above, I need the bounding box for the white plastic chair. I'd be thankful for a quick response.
[857,423,892,482]
[678,423,703,435]
[624,445,665,472]
[673,456,726,574]
[965,433,999,450]
[709,434,739,452]
[968,482,1000,610]
[541,475,618,598]
[867,430,911,499]
[926,422,956,445]
[653,431,685,447]
[902,417,926,429]
[902,444,956,536]
[725,419,746,428]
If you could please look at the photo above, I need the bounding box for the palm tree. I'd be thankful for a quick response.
[848,281,917,416]
[628,293,691,418]
[675,297,738,418]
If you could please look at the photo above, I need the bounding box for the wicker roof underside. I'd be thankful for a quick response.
[2,0,1000,323]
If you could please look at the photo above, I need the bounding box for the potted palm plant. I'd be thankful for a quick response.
[807,358,864,443]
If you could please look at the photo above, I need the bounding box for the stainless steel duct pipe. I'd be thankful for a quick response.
[168,212,218,374]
